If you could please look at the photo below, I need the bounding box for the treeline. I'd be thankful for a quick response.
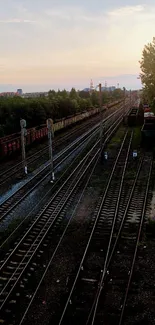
[140,37,155,109]
[0,87,124,137]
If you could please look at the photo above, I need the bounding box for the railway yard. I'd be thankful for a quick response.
[0,97,155,325]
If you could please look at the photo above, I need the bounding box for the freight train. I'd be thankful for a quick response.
[0,100,122,159]
[127,100,143,127]
[141,104,155,145]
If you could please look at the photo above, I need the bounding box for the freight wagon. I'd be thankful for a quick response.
[144,112,155,123]
[141,123,155,146]
[128,107,139,126]
[0,101,122,159]
[127,106,144,127]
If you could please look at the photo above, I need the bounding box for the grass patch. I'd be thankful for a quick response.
[125,170,137,179]
[107,127,126,149]
[132,127,141,148]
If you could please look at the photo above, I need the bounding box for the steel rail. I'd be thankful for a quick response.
[0,139,100,314]
[0,111,123,255]
[0,103,123,199]
[0,102,124,183]
[118,157,153,325]
[17,114,126,325]
[57,130,131,324]
[0,114,124,322]
[0,113,103,181]
[86,131,133,325]
[0,110,123,265]
[87,156,152,325]
[0,124,99,221]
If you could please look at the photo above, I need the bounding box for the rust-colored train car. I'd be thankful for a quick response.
[0,101,122,159]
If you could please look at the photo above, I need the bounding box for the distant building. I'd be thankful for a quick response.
[17,89,23,96]
[0,92,18,97]
[82,88,90,92]
[22,92,49,98]
[82,86,116,92]
[101,86,116,92]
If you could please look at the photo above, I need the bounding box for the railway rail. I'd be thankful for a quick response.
[0,123,99,221]
[0,105,126,324]
[0,105,127,223]
[57,150,153,325]
[0,101,124,187]
[0,114,102,186]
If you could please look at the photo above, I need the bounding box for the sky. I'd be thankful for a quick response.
[0,0,155,92]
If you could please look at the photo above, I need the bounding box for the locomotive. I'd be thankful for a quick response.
[0,101,122,159]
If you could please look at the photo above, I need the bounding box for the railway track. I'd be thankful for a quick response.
[0,123,99,222]
[0,114,101,186]
[0,101,124,187]
[56,151,153,325]
[0,106,126,223]
[0,110,124,249]
[0,107,125,324]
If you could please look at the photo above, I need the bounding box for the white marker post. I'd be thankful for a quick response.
[47,118,55,183]
[133,150,138,159]
[20,118,27,176]
[104,152,108,160]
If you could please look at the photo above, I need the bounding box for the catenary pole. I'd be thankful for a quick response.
[20,118,27,176]
[47,118,55,182]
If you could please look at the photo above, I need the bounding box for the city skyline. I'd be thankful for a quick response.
[1,0,154,90]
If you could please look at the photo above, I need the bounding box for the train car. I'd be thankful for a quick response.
[143,104,149,109]
[0,100,123,159]
[127,103,144,127]
[0,107,101,159]
[144,107,151,113]
[141,123,155,146]
[144,115,155,125]
[128,107,139,126]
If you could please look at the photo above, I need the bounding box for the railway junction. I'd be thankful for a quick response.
[0,95,155,325]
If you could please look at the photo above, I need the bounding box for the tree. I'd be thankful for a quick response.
[91,91,99,107]
[70,88,78,100]
[0,86,124,136]
[112,88,124,100]
[48,89,56,97]
[140,37,155,102]
[79,91,90,99]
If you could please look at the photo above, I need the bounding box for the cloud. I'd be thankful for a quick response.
[0,19,36,23]
[45,9,70,20]
[108,5,145,17]
[45,6,102,23]
[1,2,155,88]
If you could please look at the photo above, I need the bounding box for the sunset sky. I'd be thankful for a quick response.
[0,0,155,91]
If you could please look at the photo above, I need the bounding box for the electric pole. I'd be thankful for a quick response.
[20,118,27,176]
[130,89,132,108]
[47,118,55,182]
[99,83,103,158]
[123,87,126,115]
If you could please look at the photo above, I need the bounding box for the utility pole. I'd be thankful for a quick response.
[47,118,55,183]
[20,118,27,176]
[130,89,132,108]
[99,83,104,158]
[123,87,126,115]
